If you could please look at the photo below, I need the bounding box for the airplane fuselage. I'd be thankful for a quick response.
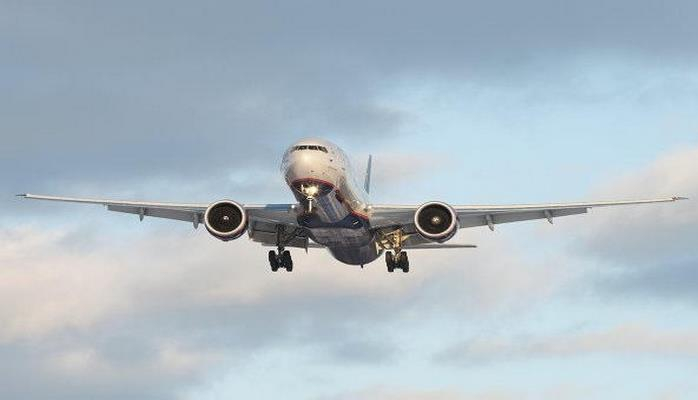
[281,138,380,265]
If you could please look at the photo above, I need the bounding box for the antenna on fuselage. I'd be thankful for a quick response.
[364,154,372,194]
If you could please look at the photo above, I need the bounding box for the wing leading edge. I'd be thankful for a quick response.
[370,196,687,231]
[18,193,309,247]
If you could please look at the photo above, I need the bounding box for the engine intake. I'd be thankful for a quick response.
[414,201,458,242]
[204,200,247,241]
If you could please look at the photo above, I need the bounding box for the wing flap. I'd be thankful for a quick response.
[247,218,312,249]
[107,204,202,224]
[458,207,587,228]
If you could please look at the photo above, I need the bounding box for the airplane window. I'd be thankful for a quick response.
[291,145,328,152]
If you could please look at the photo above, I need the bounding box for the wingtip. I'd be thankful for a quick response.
[16,193,28,198]
[673,196,689,201]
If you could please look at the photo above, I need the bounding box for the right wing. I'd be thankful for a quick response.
[18,193,315,249]
[18,193,209,225]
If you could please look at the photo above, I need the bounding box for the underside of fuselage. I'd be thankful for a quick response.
[291,178,381,265]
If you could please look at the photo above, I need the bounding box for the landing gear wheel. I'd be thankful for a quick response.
[269,250,279,272]
[397,252,409,273]
[282,250,293,272]
[386,251,395,273]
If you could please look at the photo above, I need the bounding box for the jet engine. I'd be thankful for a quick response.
[204,200,248,241]
[414,201,458,242]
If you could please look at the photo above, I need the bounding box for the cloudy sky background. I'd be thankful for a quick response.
[1,1,698,399]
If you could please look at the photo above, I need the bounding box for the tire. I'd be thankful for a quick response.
[268,250,279,272]
[282,250,293,272]
[385,251,395,273]
[398,252,409,273]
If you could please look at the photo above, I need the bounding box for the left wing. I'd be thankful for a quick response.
[18,193,311,248]
[370,196,687,231]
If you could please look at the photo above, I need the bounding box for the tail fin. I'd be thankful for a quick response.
[364,154,372,194]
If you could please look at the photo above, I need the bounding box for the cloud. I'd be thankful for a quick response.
[322,386,508,400]
[561,145,698,301]
[320,384,592,400]
[597,259,698,302]
[3,0,698,204]
[3,2,697,398]
[579,145,698,263]
[0,219,565,342]
[0,222,562,399]
[435,322,698,366]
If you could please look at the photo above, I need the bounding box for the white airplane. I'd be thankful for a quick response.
[19,138,686,272]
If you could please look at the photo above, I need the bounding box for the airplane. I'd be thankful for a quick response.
[19,138,687,273]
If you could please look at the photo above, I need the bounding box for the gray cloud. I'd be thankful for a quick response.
[324,339,398,365]
[3,0,698,204]
[561,146,698,302]
[435,322,698,366]
[596,259,698,302]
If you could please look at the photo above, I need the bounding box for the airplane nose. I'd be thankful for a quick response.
[284,153,337,195]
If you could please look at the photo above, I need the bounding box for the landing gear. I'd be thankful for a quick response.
[386,251,409,273]
[269,249,293,272]
[269,225,295,272]
[379,229,409,273]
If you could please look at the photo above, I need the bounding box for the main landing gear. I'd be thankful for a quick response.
[386,251,409,273]
[269,249,293,272]
[269,225,294,272]
[380,229,409,273]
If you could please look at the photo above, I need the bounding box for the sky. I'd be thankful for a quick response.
[1,0,697,399]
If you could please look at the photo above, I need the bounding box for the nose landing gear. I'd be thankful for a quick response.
[386,251,409,273]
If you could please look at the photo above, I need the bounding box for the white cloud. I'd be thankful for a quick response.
[437,322,698,365]
[0,220,564,343]
[577,145,698,265]
[0,222,566,399]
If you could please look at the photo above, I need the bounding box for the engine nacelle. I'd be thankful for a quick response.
[414,201,458,242]
[204,200,248,241]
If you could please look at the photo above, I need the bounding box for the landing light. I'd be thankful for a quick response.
[301,184,320,197]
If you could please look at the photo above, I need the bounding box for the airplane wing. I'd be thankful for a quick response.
[17,193,313,249]
[369,196,687,232]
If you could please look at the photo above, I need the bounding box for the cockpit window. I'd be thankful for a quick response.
[292,145,328,153]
